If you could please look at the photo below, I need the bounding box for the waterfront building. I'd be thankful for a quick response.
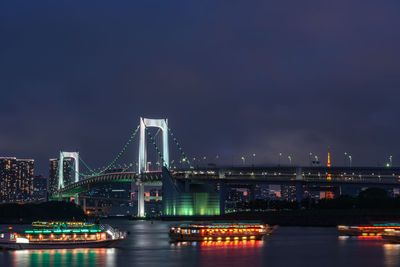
[0,157,34,203]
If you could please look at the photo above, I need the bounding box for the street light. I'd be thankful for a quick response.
[288,155,292,165]
[309,152,313,166]
[279,153,282,166]
[390,155,393,167]
[241,156,245,165]
[348,155,352,167]
[252,153,256,166]
[344,152,347,166]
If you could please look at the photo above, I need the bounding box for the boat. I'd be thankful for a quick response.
[338,223,400,237]
[0,221,127,250]
[382,229,400,243]
[169,222,276,242]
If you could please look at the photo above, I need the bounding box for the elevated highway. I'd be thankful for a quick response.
[52,166,400,198]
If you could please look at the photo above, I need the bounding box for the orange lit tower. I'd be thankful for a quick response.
[327,151,331,168]
[325,147,333,198]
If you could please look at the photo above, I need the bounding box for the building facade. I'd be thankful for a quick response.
[49,158,74,193]
[0,157,34,203]
[33,174,47,200]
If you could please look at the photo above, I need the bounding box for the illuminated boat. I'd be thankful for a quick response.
[382,229,400,243]
[0,221,127,250]
[338,223,400,237]
[169,222,276,242]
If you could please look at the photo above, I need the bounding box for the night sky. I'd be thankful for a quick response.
[1,1,400,175]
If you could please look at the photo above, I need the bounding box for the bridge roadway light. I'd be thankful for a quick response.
[309,152,313,166]
[241,156,245,165]
[348,155,352,167]
[252,154,256,166]
[279,153,282,166]
[344,152,347,166]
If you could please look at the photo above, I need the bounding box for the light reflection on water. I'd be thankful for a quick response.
[10,248,115,267]
[383,243,400,267]
[3,221,400,267]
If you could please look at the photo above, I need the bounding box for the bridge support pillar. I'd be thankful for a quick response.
[83,198,87,212]
[138,183,145,217]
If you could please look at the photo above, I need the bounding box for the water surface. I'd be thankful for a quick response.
[1,220,400,267]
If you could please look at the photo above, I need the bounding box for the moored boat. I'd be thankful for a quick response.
[169,222,276,242]
[0,221,127,250]
[338,223,400,237]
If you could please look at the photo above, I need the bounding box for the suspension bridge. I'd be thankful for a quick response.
[51,117,400,217]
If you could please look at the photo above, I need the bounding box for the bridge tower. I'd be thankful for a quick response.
[137,117,169,217]
[58,151,80,203]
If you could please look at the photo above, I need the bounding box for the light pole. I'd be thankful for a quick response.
[288,155,292,165]
[252,153,256,166]
[390,155,393,167]
[344,152,347,166]
[279,153,282,166]
[348,155,352,167]
[309,152,313,166]
[241,156,246,165]
[314,155,319,166]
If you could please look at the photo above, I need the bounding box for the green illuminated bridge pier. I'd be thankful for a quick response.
[50,117,400,217]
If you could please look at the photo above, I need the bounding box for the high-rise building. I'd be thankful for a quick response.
[0,157,34,203]
[49,158,74,193]
[33,174,47,200]
[280,185,297,201]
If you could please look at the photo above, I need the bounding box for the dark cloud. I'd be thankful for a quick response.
[1,0,400,174]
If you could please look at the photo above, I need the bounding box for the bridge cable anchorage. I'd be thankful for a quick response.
[167,127,194,169]
[77,124,141,177]
[146,128,167,167]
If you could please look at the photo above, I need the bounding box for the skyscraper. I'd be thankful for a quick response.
[33,174,47,200]
[0,157,34,203]
[49,158,74,193]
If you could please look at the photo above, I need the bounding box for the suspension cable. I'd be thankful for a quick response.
[78,125,140,177]
[167,127,194,169]
[146,128,166,167]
